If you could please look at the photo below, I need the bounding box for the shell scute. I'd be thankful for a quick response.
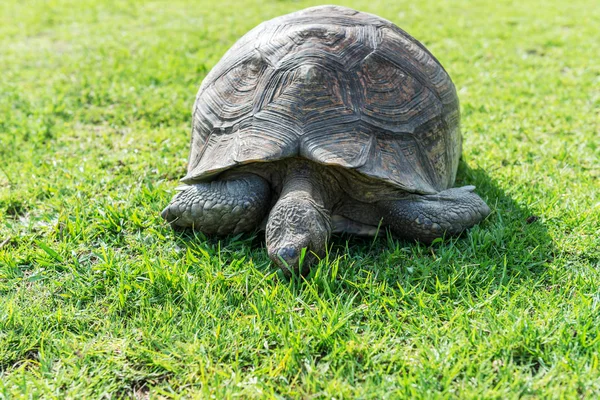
[185,6,461,193]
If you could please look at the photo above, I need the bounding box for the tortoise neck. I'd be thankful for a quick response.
[265,159,335,273]
[279,159,338,209]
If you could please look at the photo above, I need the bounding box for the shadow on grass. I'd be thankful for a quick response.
[322,160,555,292]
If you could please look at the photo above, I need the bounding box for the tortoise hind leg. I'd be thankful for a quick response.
[161,173,271,235]
[378,185,490,243]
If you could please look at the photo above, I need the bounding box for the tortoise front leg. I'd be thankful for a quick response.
[161,174,271,235]
[378,186,490,243]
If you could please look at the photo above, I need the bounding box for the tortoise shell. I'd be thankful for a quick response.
[183,5,461,194]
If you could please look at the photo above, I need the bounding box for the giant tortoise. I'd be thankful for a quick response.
[162,6,491,274]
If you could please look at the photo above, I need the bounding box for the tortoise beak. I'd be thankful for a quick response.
[270,246,300,276]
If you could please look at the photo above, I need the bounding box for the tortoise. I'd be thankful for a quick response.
[162,5,491,274]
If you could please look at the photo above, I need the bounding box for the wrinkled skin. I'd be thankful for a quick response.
[162,159,490,275]
[265,195,331,275]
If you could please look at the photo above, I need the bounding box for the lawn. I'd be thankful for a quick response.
[0,0,599,398]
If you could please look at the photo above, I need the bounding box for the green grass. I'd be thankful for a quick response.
[1,0,599,397]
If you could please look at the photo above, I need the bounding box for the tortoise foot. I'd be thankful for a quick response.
[161,174,271,235]
[378,185,490,243]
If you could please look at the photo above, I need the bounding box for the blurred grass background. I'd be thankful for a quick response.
[0,0,599,398]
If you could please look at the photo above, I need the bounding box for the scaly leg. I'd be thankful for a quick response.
[378,186,490,243]
[161,174,271,235]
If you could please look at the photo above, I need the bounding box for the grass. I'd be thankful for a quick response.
[0,0,599,397]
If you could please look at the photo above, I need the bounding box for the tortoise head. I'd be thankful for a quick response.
[266,195,331,276]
